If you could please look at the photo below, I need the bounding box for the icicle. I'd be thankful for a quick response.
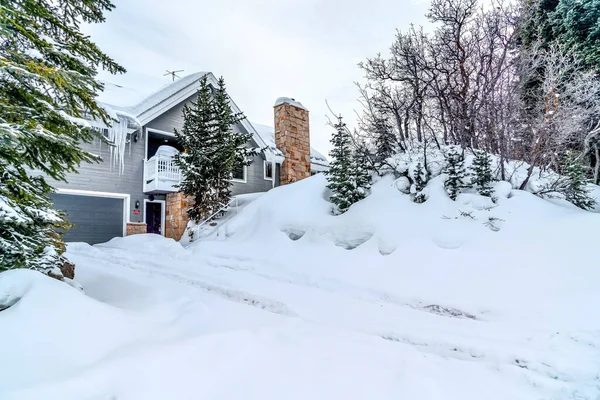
[104,118,129,175]
[89,111,141,175]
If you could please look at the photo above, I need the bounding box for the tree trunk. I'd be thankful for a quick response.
[594,144,600,184]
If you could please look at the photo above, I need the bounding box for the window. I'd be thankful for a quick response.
[264,161,273,180]
[232,161,246,182]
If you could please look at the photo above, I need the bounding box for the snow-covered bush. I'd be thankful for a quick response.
[394,176,411,194]
[562,152,596,210]
[470,150,495,198]
[410,162,428,203]
[383,145,599,210]
[443,146,468,200]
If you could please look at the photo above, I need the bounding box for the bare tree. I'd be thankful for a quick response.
[357,0,600,188]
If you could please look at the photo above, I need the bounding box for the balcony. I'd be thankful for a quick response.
[143,153,181,194]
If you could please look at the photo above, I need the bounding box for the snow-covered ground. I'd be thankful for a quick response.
[1,175,599,399]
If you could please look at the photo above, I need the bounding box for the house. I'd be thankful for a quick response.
[48,72,328,245]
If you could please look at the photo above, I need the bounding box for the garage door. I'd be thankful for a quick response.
[50,194,125,245]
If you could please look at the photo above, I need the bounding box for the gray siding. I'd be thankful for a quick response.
[46,135,146,224]
[230,138,277,195]
[146,97,188,134]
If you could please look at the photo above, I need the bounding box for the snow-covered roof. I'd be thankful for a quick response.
[95,72,273,158]
[251,122,329,167]
[98,72,208,116]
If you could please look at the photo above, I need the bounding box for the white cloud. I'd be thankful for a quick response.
[88,0,431,154]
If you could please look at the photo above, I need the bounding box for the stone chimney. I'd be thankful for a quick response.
[274,97,311,185]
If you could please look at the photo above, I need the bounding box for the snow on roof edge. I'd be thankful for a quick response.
[99,72,209,117]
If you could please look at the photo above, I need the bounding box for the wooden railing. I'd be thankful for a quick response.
[143,155,181,193]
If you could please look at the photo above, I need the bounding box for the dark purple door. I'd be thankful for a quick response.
[145,202,162,234]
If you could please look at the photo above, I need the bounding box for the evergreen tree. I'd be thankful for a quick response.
[470,151,494,197]
[521,0,560,48]
[550,0,600,70]
[1,1,124,274]
[372,115,396,170]
[350,149,372,205]
[443,146,467,200]
[174,76,254,222]
[411,162,428,204]
[174,76,215,222]
[325,115,368,213]
[563,151,595,209]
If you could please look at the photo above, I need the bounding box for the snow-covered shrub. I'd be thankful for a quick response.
[377,144,598,211]
[443,146,468,200]
[411,162,428,203]
[470,150,494,198]
[394,176,411,194]
[560,152,595,210]
[325,115,371,214]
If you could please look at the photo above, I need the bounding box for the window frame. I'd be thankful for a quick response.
[231,163,247,183]
[263,160,273,180]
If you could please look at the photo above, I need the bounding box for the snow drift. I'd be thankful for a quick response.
[1,170,600,399]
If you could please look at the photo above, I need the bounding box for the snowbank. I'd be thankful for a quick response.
[97,233,186,256]
[2,163,599,399]
[190,172,600,329]
[0,270,153,393]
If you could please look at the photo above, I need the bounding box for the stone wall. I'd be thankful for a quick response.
[274,99,311,185]
[126,222,147,236]
[166,192,190,241]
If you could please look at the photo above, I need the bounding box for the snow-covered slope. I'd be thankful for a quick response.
[1,176,599,399]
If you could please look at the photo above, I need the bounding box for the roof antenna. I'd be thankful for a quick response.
[164,70,184,81]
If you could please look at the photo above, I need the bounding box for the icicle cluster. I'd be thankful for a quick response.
[105,118,129,175]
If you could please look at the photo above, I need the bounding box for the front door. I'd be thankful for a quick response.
[145,202,163,235]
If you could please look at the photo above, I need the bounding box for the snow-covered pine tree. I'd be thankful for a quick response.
[174,76,216,222]
[1,1,124,274]
[325,115,367,213]
[549,0,600,70]
[175,76,254,222]
[350,148,371,205]
[372,115,396,171]
[563,151,595,210]
[412,162,428,203]
[443,146,467,200]
[470,150,494,197]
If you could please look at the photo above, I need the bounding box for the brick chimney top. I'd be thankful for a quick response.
[274,97,308,111]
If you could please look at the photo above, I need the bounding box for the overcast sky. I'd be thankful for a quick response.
[87,0,430,154]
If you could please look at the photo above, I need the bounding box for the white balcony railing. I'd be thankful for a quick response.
[143,154,181,193]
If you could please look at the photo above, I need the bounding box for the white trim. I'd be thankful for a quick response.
[144,127,148,161]
[143,199,166,236]
[230,165,247,183]
[54,188,130,236]
[311,162,329,173]
[263,160,273,180]
[146,127,176,137]
[271,154,285,164]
